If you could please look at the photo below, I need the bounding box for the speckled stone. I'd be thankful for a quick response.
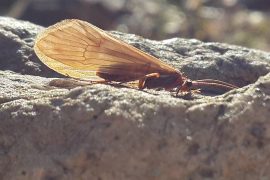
[1,17,270,180]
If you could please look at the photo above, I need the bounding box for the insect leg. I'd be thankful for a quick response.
[65,73,109,84]
[138,73,160,89]
[49,78,108,89]
[48,79,92,89]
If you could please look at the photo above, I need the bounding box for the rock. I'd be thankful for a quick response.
[0,17,270,180]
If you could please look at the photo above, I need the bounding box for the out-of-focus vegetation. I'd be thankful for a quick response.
[1,0,270,51]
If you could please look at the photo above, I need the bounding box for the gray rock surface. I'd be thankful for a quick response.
[0,17,270,180]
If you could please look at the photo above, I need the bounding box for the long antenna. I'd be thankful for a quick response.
[191,79,238,94]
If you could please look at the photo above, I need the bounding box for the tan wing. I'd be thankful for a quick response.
[34,19,177,80]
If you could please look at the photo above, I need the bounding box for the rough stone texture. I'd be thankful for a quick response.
[0,17,270,180]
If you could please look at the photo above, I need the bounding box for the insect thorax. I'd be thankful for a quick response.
[144,73,182,89]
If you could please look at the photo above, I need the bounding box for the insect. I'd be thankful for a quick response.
[34,19,238,95]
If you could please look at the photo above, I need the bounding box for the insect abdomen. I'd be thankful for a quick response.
[96,72,139,82]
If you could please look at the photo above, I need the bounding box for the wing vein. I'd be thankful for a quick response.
[69,25,101,46]
[49,33,88,47]
[41,39,85,49]
[75,21,100,40]
[58,28,93,46]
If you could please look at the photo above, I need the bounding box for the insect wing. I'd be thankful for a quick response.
[34,19,176,80]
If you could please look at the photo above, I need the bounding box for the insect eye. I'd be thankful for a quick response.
[186,80,193,88]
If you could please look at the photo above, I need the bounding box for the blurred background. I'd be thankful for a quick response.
[1,0,270,51]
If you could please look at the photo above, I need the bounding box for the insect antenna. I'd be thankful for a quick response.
[191,79,238,94]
